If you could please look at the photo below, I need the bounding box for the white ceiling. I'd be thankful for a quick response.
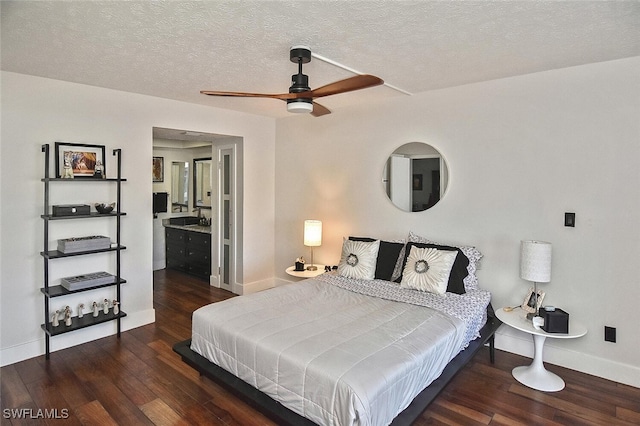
[2,1,639,118]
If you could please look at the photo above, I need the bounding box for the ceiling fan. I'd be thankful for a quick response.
[201,46,384,117]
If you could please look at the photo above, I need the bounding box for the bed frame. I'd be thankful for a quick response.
[173,304,501,426]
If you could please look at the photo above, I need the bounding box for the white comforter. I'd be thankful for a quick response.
[191,276,489,426]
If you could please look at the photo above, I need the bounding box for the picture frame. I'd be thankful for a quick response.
[55,142,106,178]
[521,287,545,314]
[152,157,164,182]
[413,174,423,191]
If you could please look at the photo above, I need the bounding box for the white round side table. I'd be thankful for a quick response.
[495,307,587,392]
[285,265,327,279]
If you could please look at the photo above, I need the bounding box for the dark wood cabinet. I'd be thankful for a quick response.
[166,227,211,281]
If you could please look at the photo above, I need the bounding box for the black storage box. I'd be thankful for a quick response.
[539,307,569,333]
[52,204,90,217]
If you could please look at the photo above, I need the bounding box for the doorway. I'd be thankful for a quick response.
[152,127,242,293]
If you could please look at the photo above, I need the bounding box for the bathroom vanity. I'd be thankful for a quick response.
[164,220,211,281]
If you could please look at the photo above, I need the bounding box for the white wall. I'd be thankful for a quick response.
[2,57,638,388]
[274,57,640,387]
[0,71,276,365]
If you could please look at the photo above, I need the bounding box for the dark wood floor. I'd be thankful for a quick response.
[2,269,639,425]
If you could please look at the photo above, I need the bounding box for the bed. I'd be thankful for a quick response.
[174,233,501,425]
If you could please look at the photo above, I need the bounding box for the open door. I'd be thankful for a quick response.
[389,155,411,212]
[215,146,235,292]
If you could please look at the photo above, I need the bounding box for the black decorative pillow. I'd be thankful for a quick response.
[397,242,470,294]
[349,237,405,281]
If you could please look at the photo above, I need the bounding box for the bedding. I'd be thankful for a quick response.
[399,245,458,295]
[407,231,483,292]
[190,273,490,426]
[337,239,381,280]
[396,241,470,295]
[348,237,405,281]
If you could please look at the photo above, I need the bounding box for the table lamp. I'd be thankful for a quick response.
[304,220,322,271]
[520,240,552,320]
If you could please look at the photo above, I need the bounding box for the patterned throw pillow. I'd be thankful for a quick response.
[400,245,458,295]
[408,231,483,291]
[338,239,380,280]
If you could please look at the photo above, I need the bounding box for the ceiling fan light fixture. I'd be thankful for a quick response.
[287,99,313,114]
[201,46,383,117]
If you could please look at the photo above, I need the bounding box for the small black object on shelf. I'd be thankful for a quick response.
[95,202,115,214]
[52,204,90,216]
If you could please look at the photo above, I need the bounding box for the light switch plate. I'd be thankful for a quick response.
[564,212,575,227]
[605,326,616,343]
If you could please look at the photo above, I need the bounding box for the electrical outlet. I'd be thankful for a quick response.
[604,326,616,343]
[565,212,576,227]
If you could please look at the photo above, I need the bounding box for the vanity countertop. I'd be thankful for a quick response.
[162,220,211,234]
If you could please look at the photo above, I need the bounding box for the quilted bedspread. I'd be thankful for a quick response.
[191,276,489,426]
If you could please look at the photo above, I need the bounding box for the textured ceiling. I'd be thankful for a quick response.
[2,1,639,118]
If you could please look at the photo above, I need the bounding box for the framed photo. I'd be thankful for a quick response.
[152,157,164,182]
[55,142,106,178]
[412,174,423,190]
[521,287,545,314]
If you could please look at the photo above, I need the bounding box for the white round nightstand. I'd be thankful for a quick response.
[495,307,587,392]
[285,265,327,279]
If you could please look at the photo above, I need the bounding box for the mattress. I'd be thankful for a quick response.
[191,274,490,426]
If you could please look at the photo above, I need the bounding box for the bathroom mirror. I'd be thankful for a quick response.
[383,142,449,212]
[194,157,212,208]
[171,161,189,212]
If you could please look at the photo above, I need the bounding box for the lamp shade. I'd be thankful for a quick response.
[520,240,552,282]
[304,220,322,247]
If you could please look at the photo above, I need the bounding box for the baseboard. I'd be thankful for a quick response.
[0,308,155,367]
[209,274,220,287]
[240,277,291,295]
[495,326,640,389]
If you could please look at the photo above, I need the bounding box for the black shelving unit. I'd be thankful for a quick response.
[40,144,127,359]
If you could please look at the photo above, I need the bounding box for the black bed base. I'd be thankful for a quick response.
[173,307,502,426]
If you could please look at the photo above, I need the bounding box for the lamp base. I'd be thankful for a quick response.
[306,265,318,271]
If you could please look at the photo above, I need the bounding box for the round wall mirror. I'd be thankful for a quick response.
[382,142,449,212]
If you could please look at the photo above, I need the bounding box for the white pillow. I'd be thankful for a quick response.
[400,245,458,295]
[338,239,380,280]
[408,231,483,291]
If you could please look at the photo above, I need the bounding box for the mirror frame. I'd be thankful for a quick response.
[383,142,449,212]
[171,161,189,212]
[193,157,213,209]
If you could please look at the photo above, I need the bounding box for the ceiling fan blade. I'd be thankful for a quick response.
[304,74,383,99]
[311,102,331,117]
[200,90,296,100]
